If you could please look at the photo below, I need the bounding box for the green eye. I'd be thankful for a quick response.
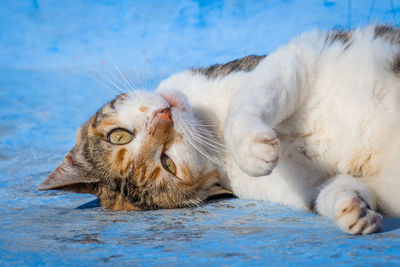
[161,153,176,175]
[108,129,133,145]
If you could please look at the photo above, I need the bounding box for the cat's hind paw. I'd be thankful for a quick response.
[334,192,383,235]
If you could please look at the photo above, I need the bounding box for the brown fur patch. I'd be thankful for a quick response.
[111,192,141,211]
[136,165,148,185]
[348,151,376,178]
[97,186,141,211]
[116,148,127,162]
[88,117,117,137]
[115,148,130,174]
[255,137,279,146]
[335,197,362,220]
[149,119,173,138]
[96,117,117,131]
[139,106,148,112]
[163,133,183,151]
[341,203,357,215]
[301,132,313,138]
[148,167,161,182]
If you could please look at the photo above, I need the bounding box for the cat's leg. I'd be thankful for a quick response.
[225,46,308,177]
[361,133,400,216]
[228,159,323,211]
[315,174,383,234]
[366,163,400,216]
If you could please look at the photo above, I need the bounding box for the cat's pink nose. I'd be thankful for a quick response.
[157,108,172,123]
[161,92,187,111]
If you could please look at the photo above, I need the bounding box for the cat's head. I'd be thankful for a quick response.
[39,90,231,210]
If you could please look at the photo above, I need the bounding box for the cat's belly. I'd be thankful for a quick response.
[275,54,400,178]
[277,104,388,178]
[277,129,333,177]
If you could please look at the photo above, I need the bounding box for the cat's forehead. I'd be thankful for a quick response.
[102,91,168,114]
[93,91,169,127]
[91,93,128,127]
[116,91,170,127]
[117,91,169,113]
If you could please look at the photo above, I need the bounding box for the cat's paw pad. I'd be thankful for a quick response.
[233,130,280,177]
[334,194,382,235]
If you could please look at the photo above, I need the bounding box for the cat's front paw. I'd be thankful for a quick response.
[334,193,383,235]
[228,128,280,177]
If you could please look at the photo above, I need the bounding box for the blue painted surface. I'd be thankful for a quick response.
[1,1,400,265]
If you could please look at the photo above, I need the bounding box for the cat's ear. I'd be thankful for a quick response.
[205,184,236,201]
[38,149,100,194]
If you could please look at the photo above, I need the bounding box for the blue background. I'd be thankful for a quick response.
[1,0,400,265]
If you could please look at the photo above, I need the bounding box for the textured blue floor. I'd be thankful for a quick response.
[1,1,400,265]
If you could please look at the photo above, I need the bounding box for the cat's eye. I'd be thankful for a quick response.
[107,129,133,145]
[161,153,176,175]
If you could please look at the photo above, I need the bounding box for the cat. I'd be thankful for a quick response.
[39,24,400,235]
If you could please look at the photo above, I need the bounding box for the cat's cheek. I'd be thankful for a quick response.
[111,148,136,176]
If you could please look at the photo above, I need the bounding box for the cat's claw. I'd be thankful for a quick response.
[228,128,280,177]
[334,193,383,235]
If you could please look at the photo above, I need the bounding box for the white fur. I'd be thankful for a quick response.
[155,25,400,234]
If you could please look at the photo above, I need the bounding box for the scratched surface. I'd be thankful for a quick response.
[1,1,400,266]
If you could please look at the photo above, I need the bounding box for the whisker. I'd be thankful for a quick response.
[106,50,136,92]
[190,131,226,150]
[126,61,146,91]
[188,122,219,127]
[186,135,217,162]
[128,67,142,90]
[107,69,132,92]
[134,68,150,91]
[188,120,223,139]
[87,72,120,96]
[190,135,226,154]
[91,68,127,94]
[192,143,225,156]
[181,124,228,169]
[130,79,141,92]
[182,125,218,158]
[192,124,218,132]
[192,126,220,137]
[187,118,219,126]
[145,77,152,91]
